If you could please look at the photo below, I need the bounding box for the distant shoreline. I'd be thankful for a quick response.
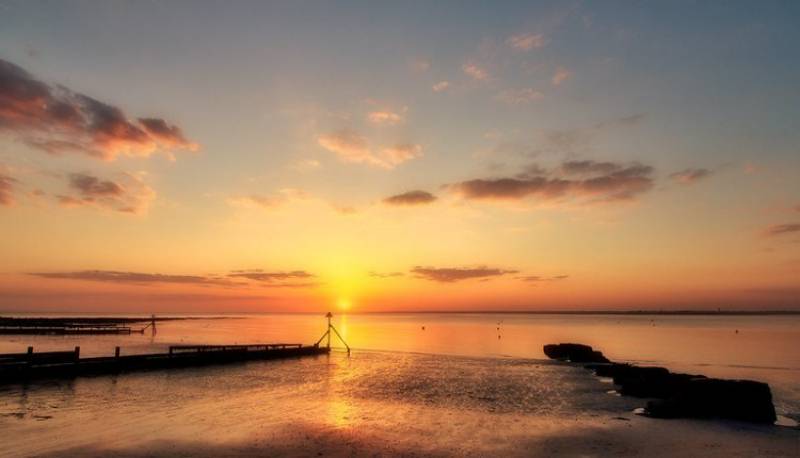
[1,310,799,318]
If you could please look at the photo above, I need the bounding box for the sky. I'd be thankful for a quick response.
[0,1,799,313]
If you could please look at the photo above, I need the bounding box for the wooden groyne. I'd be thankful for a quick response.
[0,325,142,335]
[0,316,172,335]
[0,343,330,383]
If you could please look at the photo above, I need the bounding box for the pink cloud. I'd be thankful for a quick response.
[0,58,197,160]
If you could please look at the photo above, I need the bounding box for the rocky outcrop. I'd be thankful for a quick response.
[646,378,777,424]
[585,363,706,399]
[542,343,610,363]
[543,343,778,424]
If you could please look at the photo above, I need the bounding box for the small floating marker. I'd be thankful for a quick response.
[421,326,425,331]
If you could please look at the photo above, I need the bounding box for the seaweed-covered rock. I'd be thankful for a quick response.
[645,378,777,423]
[543,343,610,363]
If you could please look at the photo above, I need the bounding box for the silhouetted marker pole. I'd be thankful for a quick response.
[326,312,332,348]
[315,312,350,356]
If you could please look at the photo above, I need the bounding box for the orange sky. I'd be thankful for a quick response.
[1,2,799,312]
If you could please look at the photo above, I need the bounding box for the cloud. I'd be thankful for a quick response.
[432,81,450,92]
[506,33,546,51]
[227,188,308,210]
[0,58,198,160]
[58,172,155,214]
[367,110,404,125]
[28,269,320,288]
[552,66,571,86]
[411,266,518,283]
[496,88,543,105]
[410,58,431,73]
[560,160,628,176]
[517,274,569,283]
[383,190,437,206]
[369,271,404,278]
[0,172,17,206]
[69,173,124,197]
[318,129,375,165]
[291,158,321,172]
[462,62,489,81]
[138,118,197,152]
[227,270,318,288]
[449,160,654,203]
[669,168,713,185]
[594,113,646,129]
[228,270,312,281]
[332,204,357,215]
[28,270,238,287]
[317,130,422,169]
[795,205,800,213]
[763,223,800,237]
[381,144,423,166]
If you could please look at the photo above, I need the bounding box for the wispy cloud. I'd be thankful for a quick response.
[411,266,518,283]
[0,172,17,206]
[227,270,317,287]
[670,168,713,185]
[432,81,450,92]
[449,160,654,204]
[381,144,423,166]
[517,274,569,283]
[383,190,437,206]
[0,58,198,160]
[506,33,546,51]
[552,66,571,86]
[367,110,404,125]
[462,62,489,81]
[227,188,308,210]
[763,223,800,237]
[28,270,239,287]
[291,158,321,172]
[410,58,431,73]
[317,130,422,169]
[29,269,320,288]
[317,130,373,164]
[57,172,155,214]
[369,271,404,278]
[496,88,543,105]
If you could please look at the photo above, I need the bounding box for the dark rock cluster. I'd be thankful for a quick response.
[543,343,610,363]
[543,343,777,424]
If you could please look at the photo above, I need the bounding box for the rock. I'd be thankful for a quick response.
[588,362,629,377]
[543,343,610,363]
[645,378,777,424]
[618,370,705,399]
[585,362,707,398]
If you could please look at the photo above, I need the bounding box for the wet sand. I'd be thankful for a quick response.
[31,414,800,457]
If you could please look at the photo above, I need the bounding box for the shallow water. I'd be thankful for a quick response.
[0,313,798,456]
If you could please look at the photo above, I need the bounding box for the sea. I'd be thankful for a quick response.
[0,313,798,456]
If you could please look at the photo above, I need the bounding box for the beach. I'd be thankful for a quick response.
[0,314,798,457]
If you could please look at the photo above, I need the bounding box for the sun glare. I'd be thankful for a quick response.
[337,298,351,311]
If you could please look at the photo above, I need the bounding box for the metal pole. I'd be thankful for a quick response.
[326,312,332,349]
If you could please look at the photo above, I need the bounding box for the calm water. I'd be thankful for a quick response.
[0,313,798,456]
